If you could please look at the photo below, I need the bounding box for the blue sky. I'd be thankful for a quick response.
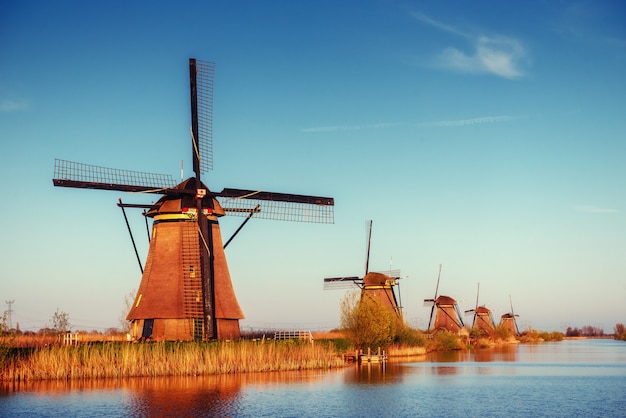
[1,1,625,333]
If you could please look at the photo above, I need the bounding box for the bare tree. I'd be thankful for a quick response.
[51,308,71,333]
[0,311,7,334]
[119,289,136,333]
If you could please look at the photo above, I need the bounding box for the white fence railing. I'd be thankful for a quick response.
[273,330,313,343]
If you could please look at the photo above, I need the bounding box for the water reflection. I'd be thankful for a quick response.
[474,344,518,362]
[347,362,399,385]
[2,340,624,418]
[426,344,518,364]
[1,370,338,417]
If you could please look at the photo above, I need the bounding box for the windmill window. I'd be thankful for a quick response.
[190,266,195,279]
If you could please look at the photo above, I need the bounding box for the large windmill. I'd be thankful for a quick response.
[464,283,495,336]
[323,221,403,318]
[53,58,334,341]
[423,265,464,333]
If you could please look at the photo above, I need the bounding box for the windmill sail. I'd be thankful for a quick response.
[218,189,334,223]
[193,59,214,174]
[53,159,177,193]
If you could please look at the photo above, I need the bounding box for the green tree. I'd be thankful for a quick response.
[51,308,71,333]
[340,290,398,350]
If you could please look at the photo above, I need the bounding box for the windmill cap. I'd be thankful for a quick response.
[146,177,225,217]
[435,295,457,305]
[475,306,491,314]
[362,272,392,286]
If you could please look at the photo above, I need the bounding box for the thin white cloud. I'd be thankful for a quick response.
[301,115,514,133]
[411,12,528,79]
[417,115,515,127]
[573,205,619,214]
[301,122,400,133]
[411,11,469,38]
[0,99,28,112]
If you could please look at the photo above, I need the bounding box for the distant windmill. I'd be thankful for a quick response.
[423,265,464,333]
[323,220,403,318]
[464,283,495,336]
[53,58,334,341]
[500,295,520,336]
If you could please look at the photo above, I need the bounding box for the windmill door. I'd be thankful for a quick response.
[141,319,154,339]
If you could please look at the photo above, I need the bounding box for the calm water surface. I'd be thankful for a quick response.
[1,339,625,417]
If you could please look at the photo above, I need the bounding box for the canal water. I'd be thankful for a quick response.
[1,339,625,417]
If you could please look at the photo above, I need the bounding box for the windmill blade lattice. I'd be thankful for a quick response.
[323,276,361,290]
[53,159,177,193]
[194,59,214,174]
[218,189,334,223]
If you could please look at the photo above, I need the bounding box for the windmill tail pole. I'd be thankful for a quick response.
[143,210,151,243]
[364,220,372,275]
[473,282,480,327]
[397,277,403,318]
[510,294,521,335]
[427,264,443,331]
[434,264,442,299]
[224,204,260,249]
[118,198,143,274]
[427,305,435,331]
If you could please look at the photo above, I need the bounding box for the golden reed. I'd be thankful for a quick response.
[1,340,346,381]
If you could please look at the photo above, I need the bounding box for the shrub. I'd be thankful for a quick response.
[519,329,563,342]
[430,330,463,351]
[322,338,352,353]
[468,326,484,340]
[549,331,564,341]
[340,291,398,351]
[492,324,513,340]
[394,323,427,347]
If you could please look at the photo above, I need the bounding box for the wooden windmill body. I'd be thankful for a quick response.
[472,306,495,336]
[430,295,464,333]
[464,283,495,336]
[323,221,403,319]
[500,295,520,336]
[125,178,245,340]
[53,59,334,341]
[424,265,464,333]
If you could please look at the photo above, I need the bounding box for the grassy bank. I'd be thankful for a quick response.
[0,340,345,381]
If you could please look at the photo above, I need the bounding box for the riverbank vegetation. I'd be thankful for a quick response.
[2,290,620,382]
[0,339,344,381]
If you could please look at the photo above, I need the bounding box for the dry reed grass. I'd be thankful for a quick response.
[1,340,346,381]
[1,333,126,348]
[311,330,345,340]
[387,345,426,357]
